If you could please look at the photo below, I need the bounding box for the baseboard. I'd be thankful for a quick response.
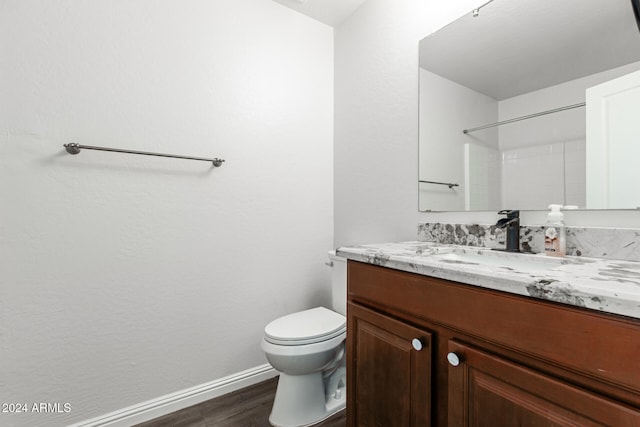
[69,364,278,427]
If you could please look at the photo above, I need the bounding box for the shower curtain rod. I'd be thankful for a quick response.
[63,143,225,167]
[462,102,586,134]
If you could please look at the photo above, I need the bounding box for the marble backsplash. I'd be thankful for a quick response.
[418,223,640,262]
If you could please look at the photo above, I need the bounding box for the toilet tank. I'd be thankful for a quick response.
[328,250,347,316]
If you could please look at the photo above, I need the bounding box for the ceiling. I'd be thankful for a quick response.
[271,0,367,27]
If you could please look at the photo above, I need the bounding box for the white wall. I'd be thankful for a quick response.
[419,68,498,211]
[0,1,333,426]
[334,0,483,246]
[335,0,640,242]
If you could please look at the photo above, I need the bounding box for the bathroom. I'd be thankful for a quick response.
[1,0,639,426]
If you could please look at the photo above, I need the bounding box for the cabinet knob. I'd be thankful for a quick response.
[411,338,423,351]
[447,352,461,367]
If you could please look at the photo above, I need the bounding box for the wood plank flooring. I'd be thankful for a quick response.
[135,377,346,427]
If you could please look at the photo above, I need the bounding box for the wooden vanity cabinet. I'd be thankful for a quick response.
[346,261,640,427]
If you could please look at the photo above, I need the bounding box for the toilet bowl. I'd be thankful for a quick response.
[261,251,347,427]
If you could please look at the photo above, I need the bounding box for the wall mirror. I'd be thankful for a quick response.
[419,0,640,212]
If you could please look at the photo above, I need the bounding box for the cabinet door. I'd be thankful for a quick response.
[447,341,640,427]
[347,302,432,427]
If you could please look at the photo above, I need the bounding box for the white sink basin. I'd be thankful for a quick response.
[429,248,569,272]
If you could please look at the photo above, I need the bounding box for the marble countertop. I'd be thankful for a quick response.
[337,241,640,320]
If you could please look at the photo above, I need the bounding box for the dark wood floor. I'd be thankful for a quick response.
[135,377,346,427]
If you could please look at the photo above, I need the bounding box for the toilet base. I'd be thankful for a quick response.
[269,370,346,427]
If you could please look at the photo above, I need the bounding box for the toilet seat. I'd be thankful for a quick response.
[264,307,346,346]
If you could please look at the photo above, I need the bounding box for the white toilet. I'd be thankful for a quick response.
[261,251,347,427]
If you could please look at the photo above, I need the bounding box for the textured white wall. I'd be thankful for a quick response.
[0,1,333,426]
[334,0,640,245]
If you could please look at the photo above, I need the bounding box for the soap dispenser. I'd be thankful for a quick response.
[544,204,566,257]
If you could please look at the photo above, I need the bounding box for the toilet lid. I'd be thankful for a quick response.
[264,307,346,345]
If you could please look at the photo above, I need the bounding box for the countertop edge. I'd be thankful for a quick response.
[337,242,640,321]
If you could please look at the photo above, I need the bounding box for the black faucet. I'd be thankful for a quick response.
[495,210,520,252]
